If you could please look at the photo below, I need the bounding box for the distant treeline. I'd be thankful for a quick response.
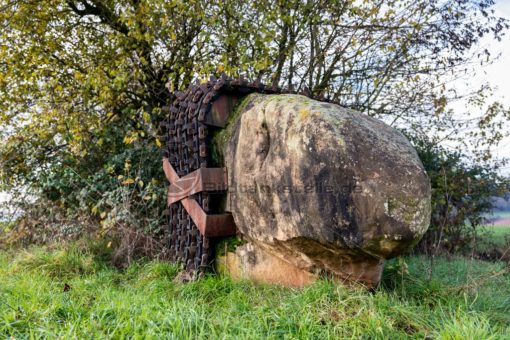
[493,195,510,211]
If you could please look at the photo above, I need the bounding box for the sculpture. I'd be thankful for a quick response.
[161,78,431,287]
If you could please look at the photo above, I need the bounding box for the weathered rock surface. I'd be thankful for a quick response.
[214,93,431,287]
[216,243,317,287]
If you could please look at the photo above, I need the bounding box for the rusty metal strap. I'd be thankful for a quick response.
[163,158,236,237]
[166,167,228,205]
[180,198,236,237]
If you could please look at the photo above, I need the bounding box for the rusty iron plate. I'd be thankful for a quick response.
[163,157,236,237]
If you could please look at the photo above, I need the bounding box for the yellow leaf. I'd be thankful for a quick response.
[142,111,150,123]
[155,138,162,147]
[122,178,135,185]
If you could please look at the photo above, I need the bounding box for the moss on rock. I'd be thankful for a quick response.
[210,93,261,165]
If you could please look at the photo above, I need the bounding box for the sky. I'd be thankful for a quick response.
[474,1,510,172]
[442,1,510,175]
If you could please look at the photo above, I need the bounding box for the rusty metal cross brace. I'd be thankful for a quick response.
[163,158,237,237]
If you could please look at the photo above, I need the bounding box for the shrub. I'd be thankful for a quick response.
[408,134,509,255]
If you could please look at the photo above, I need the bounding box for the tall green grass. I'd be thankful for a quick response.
[1,245,509,338]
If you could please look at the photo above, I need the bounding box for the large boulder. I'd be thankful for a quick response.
[214,93,431,287]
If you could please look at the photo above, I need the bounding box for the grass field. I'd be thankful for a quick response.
[480,224,510,249]
[483,209,510,246]
[488,224,510,244]
[1,244,509,338]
